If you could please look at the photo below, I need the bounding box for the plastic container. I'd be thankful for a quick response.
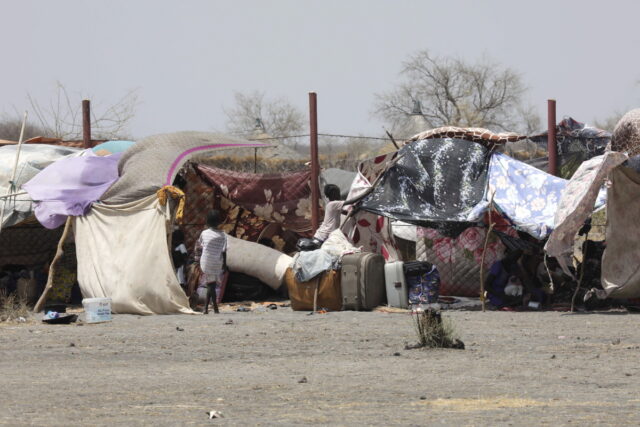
[384,261,408,308]
[82,298,112,323]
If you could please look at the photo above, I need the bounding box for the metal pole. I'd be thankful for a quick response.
[547,99,557,176]
[82,99,91,148]
[0,111,28,233]
[309,92,320,233]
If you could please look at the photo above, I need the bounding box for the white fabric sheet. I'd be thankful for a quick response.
[74,194,193,315]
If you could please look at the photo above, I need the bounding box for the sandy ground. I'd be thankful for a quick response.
[2,306,640,426]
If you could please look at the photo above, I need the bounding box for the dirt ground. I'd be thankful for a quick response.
[2,306,640,426]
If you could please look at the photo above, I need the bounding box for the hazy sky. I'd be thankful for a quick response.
[2,0,639,139]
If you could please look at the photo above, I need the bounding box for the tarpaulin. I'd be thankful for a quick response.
[0,144,79,228]
[74,194,192,315]
[23,151,122,229]
[359,138,490,225]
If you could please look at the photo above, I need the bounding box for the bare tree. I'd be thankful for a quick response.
[593,111,624,132]
[0,115,48,141]
[224,91,305,143]
[374,51,538,137]
[27,82,139,140]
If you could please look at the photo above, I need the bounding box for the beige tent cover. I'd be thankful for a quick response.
[601,166,640,298]
[74,194,193,315]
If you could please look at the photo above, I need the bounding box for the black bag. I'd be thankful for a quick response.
[296,238,322,252]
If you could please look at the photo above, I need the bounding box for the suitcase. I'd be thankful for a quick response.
[384,261,408,308]
[285,268,342,311]
[341,252,386,311]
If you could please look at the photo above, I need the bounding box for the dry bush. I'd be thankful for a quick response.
[196,155,308,173]
[408,310,464,349]
[0,291,31,323]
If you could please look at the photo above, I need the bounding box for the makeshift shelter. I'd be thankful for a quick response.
[344,127,605,297]
[546,109,640,299]
[26,132,280,314]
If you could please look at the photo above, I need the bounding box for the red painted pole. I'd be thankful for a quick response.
[309,92,320,233]
[82,99,92,148]
[547,99,557,176]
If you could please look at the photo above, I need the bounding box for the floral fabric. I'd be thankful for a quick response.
[488,153,567,239]
[415,223,513,297]
[197,164,313,233]
[343,157,400,262]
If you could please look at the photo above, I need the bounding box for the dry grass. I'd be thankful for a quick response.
[409,310,464,349]
[0,291,31,323]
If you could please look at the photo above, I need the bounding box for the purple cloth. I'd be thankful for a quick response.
[23,151,122,229]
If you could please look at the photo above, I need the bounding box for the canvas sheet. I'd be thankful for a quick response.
[359,138,490,225]
[196,164,313,233]
[545,152,627,267]
[0,144,79,227]
[488,153,567,239]
[102,132,266,204]
[601,166,640,298]
[23,151,121,229]
[74,194,192,315]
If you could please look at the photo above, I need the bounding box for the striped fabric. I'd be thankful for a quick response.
[195,228,227,282]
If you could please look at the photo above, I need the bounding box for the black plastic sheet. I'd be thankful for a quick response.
[359,138,490,226]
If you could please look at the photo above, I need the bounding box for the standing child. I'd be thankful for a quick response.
[194,210,227,314]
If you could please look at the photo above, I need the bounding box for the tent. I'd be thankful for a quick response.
[343,127,605,297]
[546,109,640,299]
[27,132,280,314]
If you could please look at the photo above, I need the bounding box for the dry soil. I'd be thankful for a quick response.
[1,307,640,426]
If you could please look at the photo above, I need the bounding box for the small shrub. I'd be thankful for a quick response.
[0,291,31,323]
[407,309,464,350]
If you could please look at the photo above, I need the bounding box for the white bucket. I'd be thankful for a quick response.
[82,298,112,323]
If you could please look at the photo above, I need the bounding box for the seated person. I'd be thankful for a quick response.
[486,250,525,308]
[298,184,350,251]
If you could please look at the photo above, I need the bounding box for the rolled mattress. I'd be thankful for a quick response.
[226,235,292,289]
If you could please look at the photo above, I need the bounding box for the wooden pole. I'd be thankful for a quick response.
[0,111,28,234]
[547,99,557,176]
[82,99,91,148]
[309,92,320,233]
[479,192,496,312]
[571,231,589,312]
[254,147,258,173]
[33,217,73,312]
